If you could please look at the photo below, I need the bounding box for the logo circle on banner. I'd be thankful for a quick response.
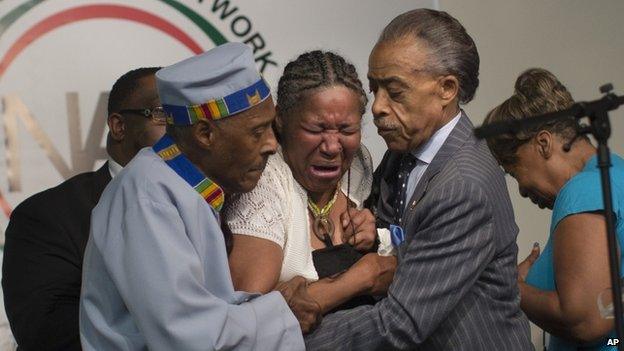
[0,0,253,241]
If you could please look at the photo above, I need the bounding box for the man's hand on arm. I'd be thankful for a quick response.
[305,180,497,350]
[276,276,322,334]
[302,252,396,314]
[349,253,397,296]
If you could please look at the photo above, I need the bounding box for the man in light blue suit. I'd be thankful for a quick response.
[80,43,319,350]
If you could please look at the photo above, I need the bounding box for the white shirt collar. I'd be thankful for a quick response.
[107,156,123,178]
[411,111,462,164]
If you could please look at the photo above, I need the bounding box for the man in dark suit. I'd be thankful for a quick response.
[305,9,533,350]
[2,67,166,351]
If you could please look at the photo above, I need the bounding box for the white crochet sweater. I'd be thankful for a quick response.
[225,145,373,282]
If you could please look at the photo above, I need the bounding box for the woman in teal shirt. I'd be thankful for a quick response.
[483,68,624,350]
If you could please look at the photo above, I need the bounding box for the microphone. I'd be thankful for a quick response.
[474,90,624,140]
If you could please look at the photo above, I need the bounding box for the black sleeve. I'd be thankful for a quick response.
[2,205,82,351]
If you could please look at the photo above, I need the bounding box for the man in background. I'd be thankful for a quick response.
[2,67,166,350]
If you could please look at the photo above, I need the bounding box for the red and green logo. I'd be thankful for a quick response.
[0,0,229,80]
[0,0,275,223]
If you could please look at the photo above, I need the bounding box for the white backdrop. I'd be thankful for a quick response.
[0,0,436,238]
[1,1,624,349]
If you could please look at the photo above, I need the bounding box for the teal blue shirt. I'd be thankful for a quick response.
[526,153,624,350]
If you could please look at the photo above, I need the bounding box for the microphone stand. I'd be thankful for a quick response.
[475,84,624,350]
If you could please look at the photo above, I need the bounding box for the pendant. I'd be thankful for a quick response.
[313,216,334,242]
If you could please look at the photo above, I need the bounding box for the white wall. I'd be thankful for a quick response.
[1,0,623,349]
[0,0,435,236]
[438,1,624,348]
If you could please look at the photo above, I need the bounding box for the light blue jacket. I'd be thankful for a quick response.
[80,148,304,350]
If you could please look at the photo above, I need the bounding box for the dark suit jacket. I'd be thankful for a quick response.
[2,164,111,351]
[306,114,533,350]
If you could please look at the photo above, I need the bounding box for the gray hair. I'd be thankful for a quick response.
[378,9,479,104]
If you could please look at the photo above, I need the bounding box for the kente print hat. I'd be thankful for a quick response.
[156,42,270,125]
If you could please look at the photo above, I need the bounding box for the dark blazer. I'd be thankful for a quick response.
[306,114,533,350]
[2,164,111,351]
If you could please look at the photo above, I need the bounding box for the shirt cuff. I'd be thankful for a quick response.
[248,291,305,351]
[376,228,397,256]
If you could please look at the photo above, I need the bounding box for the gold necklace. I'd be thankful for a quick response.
[308,184,340,247]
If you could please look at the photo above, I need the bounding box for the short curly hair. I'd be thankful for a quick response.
[107,67,161,115]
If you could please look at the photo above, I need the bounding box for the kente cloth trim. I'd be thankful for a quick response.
[163,78,270,125]
[152,134,224,212]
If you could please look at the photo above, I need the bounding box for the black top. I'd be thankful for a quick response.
[2,164,111,351]
[312,244,376,312]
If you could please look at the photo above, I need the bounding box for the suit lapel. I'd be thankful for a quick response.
[404,113,474,213]
[91,162,112,206]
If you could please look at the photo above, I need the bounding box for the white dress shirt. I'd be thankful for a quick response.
[404,111,462,210]
[107,156,123,178]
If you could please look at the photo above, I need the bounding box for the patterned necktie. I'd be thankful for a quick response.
[394,154,417,225]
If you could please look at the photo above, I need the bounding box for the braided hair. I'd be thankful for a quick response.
[277,51,366,241]
[276,50,367,126]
